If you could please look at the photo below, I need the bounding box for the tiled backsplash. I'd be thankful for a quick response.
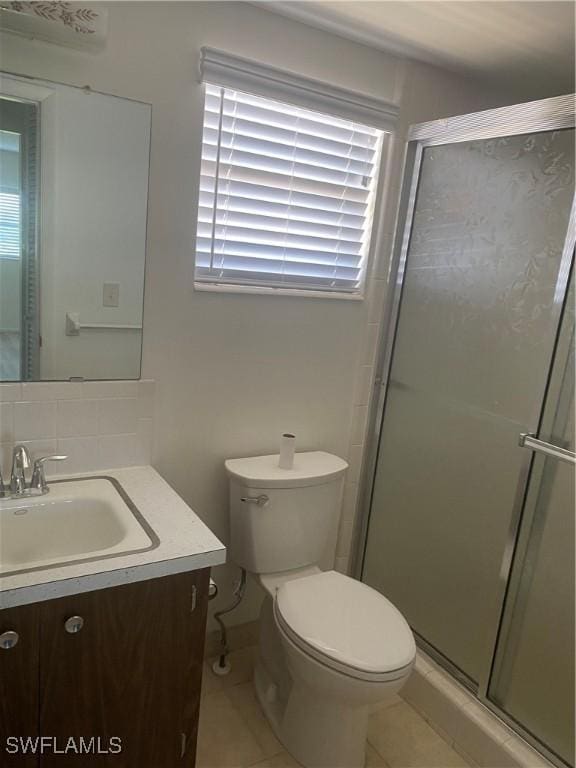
[0,380,155,477]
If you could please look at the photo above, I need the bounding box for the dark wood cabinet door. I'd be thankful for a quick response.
[39,569,209,767]
[0,602,40,768]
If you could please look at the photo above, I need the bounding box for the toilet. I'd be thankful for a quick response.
[225,451,416,768]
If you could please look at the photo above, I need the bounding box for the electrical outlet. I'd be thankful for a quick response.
[103,282,120,308]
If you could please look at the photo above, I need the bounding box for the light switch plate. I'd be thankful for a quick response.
[103,282,120,307]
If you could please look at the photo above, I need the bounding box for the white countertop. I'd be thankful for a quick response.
[0,465,226,609]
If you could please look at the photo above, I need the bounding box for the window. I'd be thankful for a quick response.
[0,127,22,261]
[194,50,395,298]
[0,190,20,260]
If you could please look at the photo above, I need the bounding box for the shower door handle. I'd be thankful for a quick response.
[519,433,576,466]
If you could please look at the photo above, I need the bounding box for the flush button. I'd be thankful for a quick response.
[64,616,84,634]
[0,630,19,650]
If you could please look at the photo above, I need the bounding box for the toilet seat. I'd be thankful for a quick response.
[274,570,416,683]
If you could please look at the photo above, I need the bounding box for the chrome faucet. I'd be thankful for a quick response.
[30,455,68,494]
[6,447,67,497]
[10,445,32,495]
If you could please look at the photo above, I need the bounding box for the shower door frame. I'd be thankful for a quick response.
[353,93,575,767]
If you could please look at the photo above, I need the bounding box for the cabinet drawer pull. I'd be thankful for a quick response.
[0,630,19,649]
[64,616,84,634]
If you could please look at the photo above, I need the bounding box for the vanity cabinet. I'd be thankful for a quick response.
[0,569,210,767]
[0,603,40,768]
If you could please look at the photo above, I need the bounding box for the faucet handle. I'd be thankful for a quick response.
[30,455,68,493]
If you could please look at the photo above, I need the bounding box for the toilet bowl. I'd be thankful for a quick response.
[225,451,415,768]
[256,568,415,768]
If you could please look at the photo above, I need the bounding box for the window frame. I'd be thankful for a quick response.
[193,49,397,300]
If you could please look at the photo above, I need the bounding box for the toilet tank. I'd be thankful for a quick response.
[225,451,348,574]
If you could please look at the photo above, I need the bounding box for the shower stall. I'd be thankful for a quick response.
[358,95,574,767]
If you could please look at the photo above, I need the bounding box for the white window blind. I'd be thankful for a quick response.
[0,191,21,260]
[195,85,384,295]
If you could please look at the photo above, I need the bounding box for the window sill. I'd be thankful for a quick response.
[193,282,365,301]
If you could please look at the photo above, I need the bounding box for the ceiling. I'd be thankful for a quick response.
[257,1,575,94]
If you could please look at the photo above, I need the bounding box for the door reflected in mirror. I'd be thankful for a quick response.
[0,74,150,381]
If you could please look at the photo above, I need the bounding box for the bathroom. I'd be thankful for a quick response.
[0,1,573,767]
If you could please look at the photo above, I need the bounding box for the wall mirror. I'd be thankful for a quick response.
[0,73,150,382]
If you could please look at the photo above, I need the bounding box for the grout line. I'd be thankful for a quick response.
[368,738,394,767]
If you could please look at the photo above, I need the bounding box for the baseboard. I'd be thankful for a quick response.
[204,620,259,659]
[401,651,556,768]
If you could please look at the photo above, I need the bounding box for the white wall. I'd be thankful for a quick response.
[0,1,525,629]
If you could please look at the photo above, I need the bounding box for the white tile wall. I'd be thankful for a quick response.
[97,397,140,435]
[0,384,22,402]
[350,405,368,446]
[0,402,14,443]
[15,401,57,441]
[57,399,100,437]
[347,444,364,484]
[368,278,388,324]
[353,365,374,407]
[335,246,393,574]
[21,382,84,400]
[0,380,155,478]
[361,323,380,366]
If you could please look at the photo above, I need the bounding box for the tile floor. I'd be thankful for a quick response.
[197,648,471,768]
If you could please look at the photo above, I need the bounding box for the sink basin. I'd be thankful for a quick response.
[0,476,158,577]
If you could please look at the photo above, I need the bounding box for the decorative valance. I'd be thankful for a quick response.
[0,2,108,51]
[200,47,399,131]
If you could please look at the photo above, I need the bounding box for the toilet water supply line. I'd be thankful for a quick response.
[212,567,247,675]
[211,434,293,674]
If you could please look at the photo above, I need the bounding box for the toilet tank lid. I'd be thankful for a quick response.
[225,451,348,488]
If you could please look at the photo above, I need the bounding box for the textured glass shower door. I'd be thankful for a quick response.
[488,271,574,766]
[362,125,575,690]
